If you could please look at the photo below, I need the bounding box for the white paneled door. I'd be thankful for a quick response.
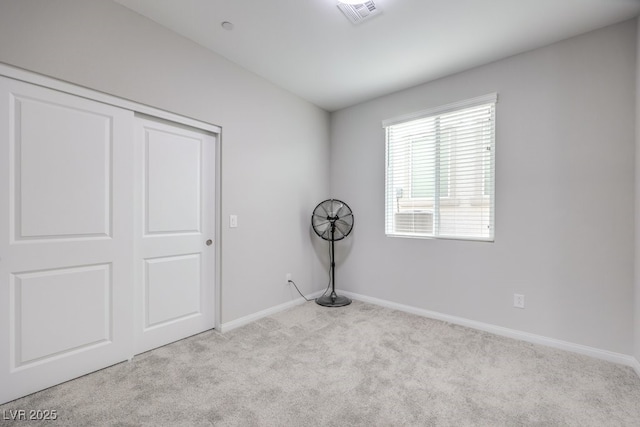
[134,117,215,355]
[0,78,135,404]
[0,74,218,405]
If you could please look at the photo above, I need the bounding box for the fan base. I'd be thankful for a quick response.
[316,293,352,307]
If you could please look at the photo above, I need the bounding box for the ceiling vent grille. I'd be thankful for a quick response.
[337,1,381,25]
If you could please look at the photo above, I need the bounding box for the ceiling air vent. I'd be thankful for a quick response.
[337,1,381,25]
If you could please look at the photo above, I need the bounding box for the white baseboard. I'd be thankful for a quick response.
[341,291,639,371]
[219,291,324,333]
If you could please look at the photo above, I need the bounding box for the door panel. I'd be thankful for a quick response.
[14,264,112,364]
[16,97,111,239]
[0,77,134,404]
[145,254,201,327]
[146,129,201,234]
[134,117,215,355]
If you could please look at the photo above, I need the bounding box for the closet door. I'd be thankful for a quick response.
[134,116,215,354]
[0,78,134,404]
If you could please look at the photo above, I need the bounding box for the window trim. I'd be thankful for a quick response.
[383,93,497,242]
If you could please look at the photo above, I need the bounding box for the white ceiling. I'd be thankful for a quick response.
[113,0,640,111]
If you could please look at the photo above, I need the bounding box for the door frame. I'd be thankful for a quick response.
[0,63,223,342]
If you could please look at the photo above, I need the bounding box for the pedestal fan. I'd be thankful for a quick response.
[311,199,354,307]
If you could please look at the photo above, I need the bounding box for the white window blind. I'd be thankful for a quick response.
[383,94,496,241]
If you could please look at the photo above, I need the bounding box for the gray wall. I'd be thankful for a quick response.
[0,0,331,324]
[331,20,636,354]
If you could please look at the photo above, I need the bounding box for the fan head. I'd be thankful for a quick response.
[311,199,354,241]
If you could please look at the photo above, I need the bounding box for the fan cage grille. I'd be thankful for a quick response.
[311,199,354,241]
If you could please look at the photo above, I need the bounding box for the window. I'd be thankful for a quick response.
[383,94,496,241]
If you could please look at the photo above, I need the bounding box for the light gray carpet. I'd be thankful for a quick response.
[2,300,640,426]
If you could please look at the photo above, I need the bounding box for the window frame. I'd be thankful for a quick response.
[383,93,497,242]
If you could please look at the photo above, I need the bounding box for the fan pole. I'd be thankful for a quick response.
[316,221,352,307]
[330,230,336,295]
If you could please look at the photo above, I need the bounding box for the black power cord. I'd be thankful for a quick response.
[288,279,313,302]
[288,241,333,301]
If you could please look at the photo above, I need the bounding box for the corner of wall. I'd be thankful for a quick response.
[635,15,640,362]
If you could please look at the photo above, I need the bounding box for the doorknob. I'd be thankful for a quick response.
[206,239,213,246]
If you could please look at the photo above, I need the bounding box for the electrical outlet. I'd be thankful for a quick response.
[513,294,525,309]
[286,273,292,284]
